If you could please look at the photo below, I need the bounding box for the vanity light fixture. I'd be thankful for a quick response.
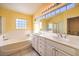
[36,3,76,20]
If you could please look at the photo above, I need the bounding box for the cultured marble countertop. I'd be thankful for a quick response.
[34,32,79,49]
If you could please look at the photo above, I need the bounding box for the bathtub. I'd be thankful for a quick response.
[0,30,32,56]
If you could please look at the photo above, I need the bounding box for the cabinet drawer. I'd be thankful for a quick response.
[56,48,70,56]
[46,39,76,55]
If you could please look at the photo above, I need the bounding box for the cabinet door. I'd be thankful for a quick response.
[38,44,45,56]
[56,49,70,56]
[32,35,38,51]
[32,35,35,49]
[35,36,39,51]
[45,44,56,56]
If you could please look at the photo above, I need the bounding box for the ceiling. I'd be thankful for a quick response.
[0,3,44,15]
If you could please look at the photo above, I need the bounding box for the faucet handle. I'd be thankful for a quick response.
[57,33,62,38]
[3,35,5,38]
[3,35,8,40]
[63,33,67,38]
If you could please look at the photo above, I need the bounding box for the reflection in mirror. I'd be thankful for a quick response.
[48,23,52,30]
[47,17,79,36]
[47,20,67,35]
[53,24,57,33]
[47,23,57,33]
[0,16,2,34]
[47,23,53,32]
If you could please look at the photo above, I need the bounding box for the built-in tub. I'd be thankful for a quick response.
[0,30,32,56]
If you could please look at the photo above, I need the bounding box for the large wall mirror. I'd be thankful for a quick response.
[0,16,5,34]
[47,23,57,32]
[0,16,2,34]
[47,20,66,34]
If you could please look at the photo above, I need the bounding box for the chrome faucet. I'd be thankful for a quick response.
[57,33,62,38]
[57,33,67,39]
[3,35,8,40]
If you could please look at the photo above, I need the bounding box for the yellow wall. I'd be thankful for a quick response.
[33,3,51,19]
[33,3,51,30]
[41,19,48,30]
[0,7,33,33]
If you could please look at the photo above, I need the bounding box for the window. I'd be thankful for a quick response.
[60,6,67,13]
[45,14,49,18]
[48,23,53,30]
[37,3,76,20]
[48,13,50,18]
[51,11,56,16]
[38,16,43,20]
[34,21,42,33]
[67,3,76,10]
[48,13,51,17]
[42,15,45,19]
[55,8,60,14]
[16,19,27,29]
[44,15,46,19]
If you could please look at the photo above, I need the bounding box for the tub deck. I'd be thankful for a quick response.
[0,36,32,56]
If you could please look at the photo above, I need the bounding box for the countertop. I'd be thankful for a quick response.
[33,31,79,49]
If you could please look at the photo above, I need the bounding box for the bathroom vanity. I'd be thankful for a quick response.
[32,32,79,56]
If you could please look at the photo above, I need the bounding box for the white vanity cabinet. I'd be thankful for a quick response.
[38,37,46,56]
[45,39,70,56]
[46,39,71,56]
[32,34,79,56]
[31,35,35,48]
[32,35,38,51]
[32,35,46,55]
